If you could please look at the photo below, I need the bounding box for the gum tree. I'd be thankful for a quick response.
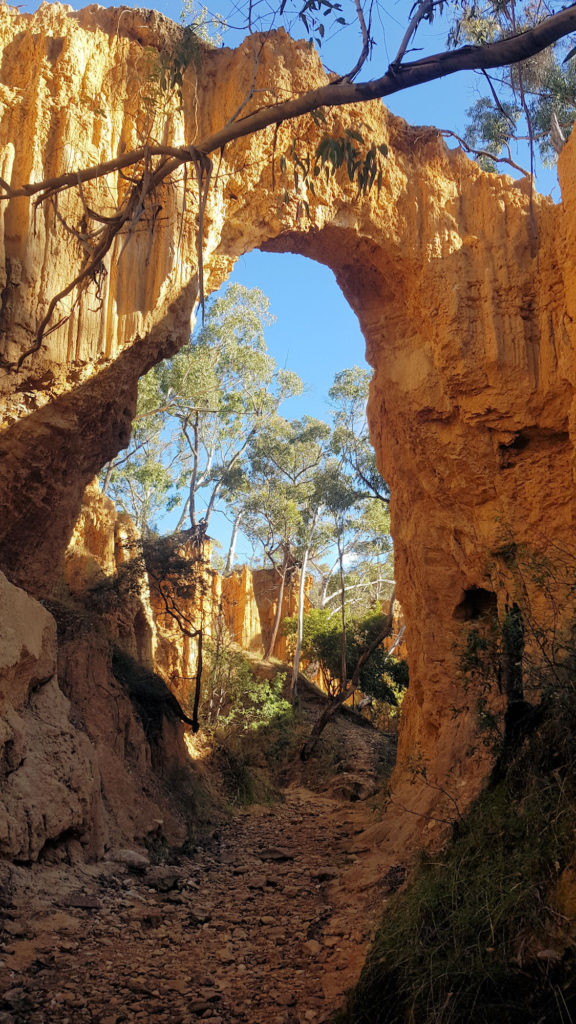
[103,283,302,535]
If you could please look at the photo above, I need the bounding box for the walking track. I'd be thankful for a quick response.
[0,720,396,1024]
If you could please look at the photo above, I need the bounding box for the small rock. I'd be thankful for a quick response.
[59,940,80,952]
[274,992,296,1007]
[188,906,212,925]
[536,948,563,961]
[65,894,100,910]
[146,867,183,893]
[247,877,267,890]
[109,849,150,870]
[259,847,294,862]
[302,940,322,956]
[3,921,31,939]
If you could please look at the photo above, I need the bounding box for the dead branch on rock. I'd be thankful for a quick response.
[439,129,530,176]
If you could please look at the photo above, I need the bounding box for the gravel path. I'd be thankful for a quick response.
[0,722,395,1024]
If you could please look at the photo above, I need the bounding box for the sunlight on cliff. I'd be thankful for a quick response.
[184,730,210,761]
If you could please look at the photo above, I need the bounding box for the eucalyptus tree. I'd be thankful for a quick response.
[313,494,394,615]
[458,2,576,169]
[328,366,390,506]
[240,415,331,666]
[318,366,393,621]
[103,283,303,535]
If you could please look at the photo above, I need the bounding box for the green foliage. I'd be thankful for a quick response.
[295,0,346,47]
[284,607,407,701]
[281,129,388,214]
[207,655,292,735]
[157,25,204,97]
[328,366,390,504]
[103,284,303,535]
[221,671,292,732]
[313,131,388,195]
[527,57,576,163]
[240,414,330,568]
[200,616,292,736]
[339,538,576,1023]
[337,681,576,1024]
[457,1,576,167]
[207,659,300,804]
[153,3,226,104]
[180,1,226,44]
[465,96,521,170]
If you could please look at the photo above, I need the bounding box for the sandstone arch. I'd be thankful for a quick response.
[2,3,576,857]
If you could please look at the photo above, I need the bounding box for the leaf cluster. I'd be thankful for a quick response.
[297,0,346,48]
[283,606,407,701]
[280,127,388,214]
[458,1,576,167]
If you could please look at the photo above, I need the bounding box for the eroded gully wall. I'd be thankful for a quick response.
[1,3,576,859]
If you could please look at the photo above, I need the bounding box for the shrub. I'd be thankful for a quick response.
[337,538,576,1024]
[283,606,408,704]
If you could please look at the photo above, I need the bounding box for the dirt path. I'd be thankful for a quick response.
[0,721,395,1024]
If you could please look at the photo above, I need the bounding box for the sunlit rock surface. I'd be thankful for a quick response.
[1,3,576,860]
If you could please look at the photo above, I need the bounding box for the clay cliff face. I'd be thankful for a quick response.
[67,481,301,688]
[2,3,576,859]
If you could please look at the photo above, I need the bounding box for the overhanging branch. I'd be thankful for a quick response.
[3,3,576,367]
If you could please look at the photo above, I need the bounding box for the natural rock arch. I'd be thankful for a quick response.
[2,3,576,851]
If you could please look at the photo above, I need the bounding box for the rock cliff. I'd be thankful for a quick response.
[1,3,576,861]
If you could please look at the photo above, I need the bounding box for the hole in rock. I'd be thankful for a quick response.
[453,586,497,622]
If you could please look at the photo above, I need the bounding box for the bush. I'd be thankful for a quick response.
[283,606,408,704]
[337,682,576,1023]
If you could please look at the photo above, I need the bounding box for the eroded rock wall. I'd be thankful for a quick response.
[1,3,576,858]
[0,569,104,861]
[67,481,300,695]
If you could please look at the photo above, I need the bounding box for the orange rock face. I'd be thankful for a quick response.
[2,4,576,858]
[66,482,298,706]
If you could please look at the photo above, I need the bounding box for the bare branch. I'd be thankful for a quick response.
[392,0,436,67]
[481,68,518,131]
[440,129,530,176]
[321,577,396,606]
[345,0,372,81]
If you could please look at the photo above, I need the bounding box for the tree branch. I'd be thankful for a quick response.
[440,129,530,176]
[6,6,576,206]
[344,0,372,81]
[5,4,576,366]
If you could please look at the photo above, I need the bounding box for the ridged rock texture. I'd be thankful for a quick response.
[1,3,576,860]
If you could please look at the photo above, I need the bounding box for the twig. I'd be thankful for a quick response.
[440,129,530,176]
[345,0,373,81]
[392,0,439,67]
[481,68,518,131]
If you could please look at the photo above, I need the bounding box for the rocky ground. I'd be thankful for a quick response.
[0,716,399,1024]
